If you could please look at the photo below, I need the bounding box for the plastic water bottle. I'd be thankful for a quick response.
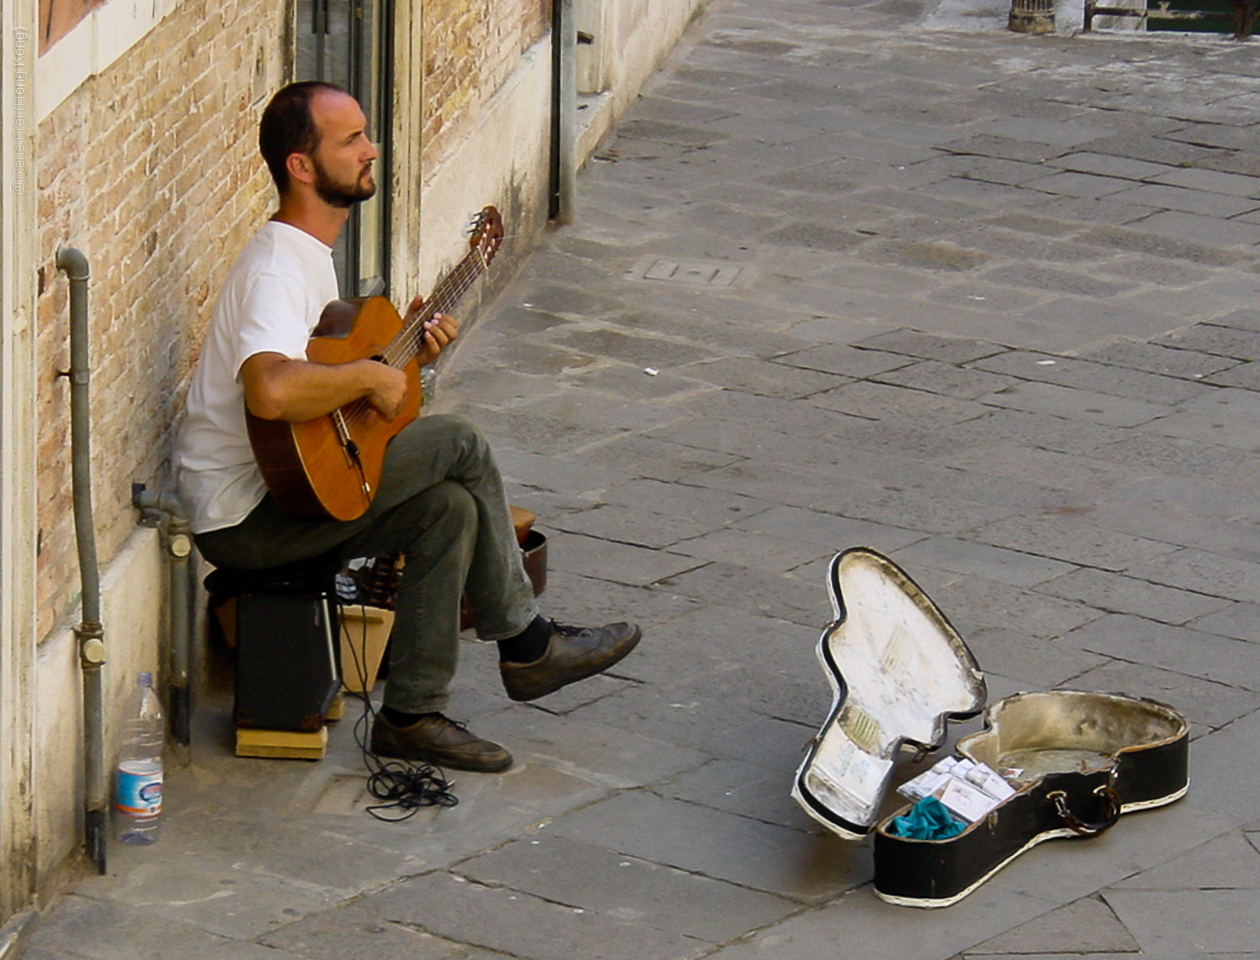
[114,672,164,844]
[420,364,437,407]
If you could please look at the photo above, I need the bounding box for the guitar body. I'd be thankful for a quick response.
[247,296,421,522]
[246,205,504,522]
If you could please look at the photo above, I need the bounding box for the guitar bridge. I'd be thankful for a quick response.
[332,409,372,498]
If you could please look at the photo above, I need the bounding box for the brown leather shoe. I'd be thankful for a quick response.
[370,712,513,772]
[500,621,641,702]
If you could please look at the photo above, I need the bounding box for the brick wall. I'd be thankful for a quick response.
[35,0,285,642]
[421,0,549,168]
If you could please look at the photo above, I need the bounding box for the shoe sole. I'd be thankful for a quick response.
[505,627,642,702]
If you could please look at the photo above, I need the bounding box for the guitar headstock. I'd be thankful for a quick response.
[468,206,504,265]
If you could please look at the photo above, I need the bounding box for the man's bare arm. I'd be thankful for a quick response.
[241,352,409,422]
[240,308,457,423]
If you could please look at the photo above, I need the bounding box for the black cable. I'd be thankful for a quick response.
[337,595,458,820]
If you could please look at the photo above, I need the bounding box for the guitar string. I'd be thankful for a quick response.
[338,249,488,430]
[383,248,488,366]
[379,208,500,365]
[337,246,492,433]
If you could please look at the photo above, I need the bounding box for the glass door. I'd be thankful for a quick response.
[295,0,392,296]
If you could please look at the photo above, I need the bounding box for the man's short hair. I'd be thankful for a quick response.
[259,81,349,192]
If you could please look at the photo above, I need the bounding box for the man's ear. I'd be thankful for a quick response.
[285,152,314,186]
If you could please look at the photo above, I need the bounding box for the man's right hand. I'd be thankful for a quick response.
[242,351,413,423]
[356,358,410,421]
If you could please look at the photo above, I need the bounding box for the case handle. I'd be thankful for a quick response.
[1048,785,1121,837]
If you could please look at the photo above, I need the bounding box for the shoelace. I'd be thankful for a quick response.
[426,712,470,733]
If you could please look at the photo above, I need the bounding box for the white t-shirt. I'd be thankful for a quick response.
[175,220,339,534]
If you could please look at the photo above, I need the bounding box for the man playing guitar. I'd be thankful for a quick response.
[175,82,640,772]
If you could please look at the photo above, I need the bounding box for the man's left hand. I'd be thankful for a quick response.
[405,294,459,366]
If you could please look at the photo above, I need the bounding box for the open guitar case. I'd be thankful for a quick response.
[793,547,1189,908]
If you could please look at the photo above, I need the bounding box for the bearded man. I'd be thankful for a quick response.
[175,82,640,772]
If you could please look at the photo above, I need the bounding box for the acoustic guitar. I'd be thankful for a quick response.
[247,206,504,521]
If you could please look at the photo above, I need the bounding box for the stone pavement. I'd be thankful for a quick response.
[24,0,1260,956]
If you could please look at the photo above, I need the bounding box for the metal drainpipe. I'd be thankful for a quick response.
[550,0,576,223]
[132,486,194,747]
[55,246,108,875]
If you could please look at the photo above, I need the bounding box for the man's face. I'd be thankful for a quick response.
[307,90,378,208]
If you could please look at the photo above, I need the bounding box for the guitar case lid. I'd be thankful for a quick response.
[792,546,987,838]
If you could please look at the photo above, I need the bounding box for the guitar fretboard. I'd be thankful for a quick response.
[381,248,488,369]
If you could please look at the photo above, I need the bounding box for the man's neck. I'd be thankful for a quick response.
[271,195,349,248]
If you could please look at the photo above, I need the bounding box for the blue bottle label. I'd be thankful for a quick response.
[115,762,162,816]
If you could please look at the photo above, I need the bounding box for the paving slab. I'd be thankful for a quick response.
[609,602,821,683]
[365,872,711,960]
[1036,568,1232,626]
[1141,210,1260,247]
[455,834,800,941]
[655,757,823,832]
[1094,433,1260,489]
[24,896,310,960]
[968,896,1140,955]
[733,503,927,553]
[976,380,1173,428]
[970,514,1178,573]
[1110,830,1260,891]
[960,624,1111,689]
[471,704,708,790]
[1181,708,1260,823]
[564,678,793,760]
[895,535,1075,588]
[669,526,837,575]
[1158,323,1260,360]
[546,502,722,550]
[1103,889,1260,956]
[808,469,1022,535]
[1076,224,1250,268]
[678,459,857,512]
[935,406,1131,457]
[811,379,990,428]
[543,530,704,587]
[259,902,467,960]
[703,885,1052,960]
[932,570,1105,639]
[1046,151,1176,181]
[526,566,701,631]
[872,359,1020,401]
[543,790,864,902]
[1062,613,1260,689]
[1187,600,1260,644]
[667,656,835,728]
[971,350,1212,404]
[1125,547,1260,604]
[925,278,1051,315]
[940,443,1145,497]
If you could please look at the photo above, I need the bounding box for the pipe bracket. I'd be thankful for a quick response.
[76,623,106,666]
[169,532,193,559]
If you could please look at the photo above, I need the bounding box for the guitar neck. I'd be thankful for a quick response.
[383,248,488,368]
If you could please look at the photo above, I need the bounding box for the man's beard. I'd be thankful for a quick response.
[311,155,376,208]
